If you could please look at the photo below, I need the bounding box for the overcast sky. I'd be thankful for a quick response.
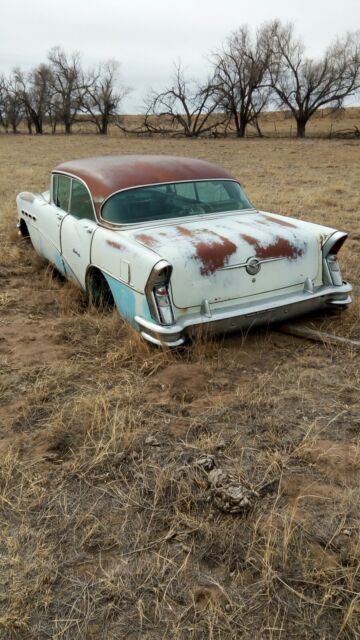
[1,0,359,112]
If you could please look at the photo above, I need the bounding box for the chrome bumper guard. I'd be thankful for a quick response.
[135,281,352,347]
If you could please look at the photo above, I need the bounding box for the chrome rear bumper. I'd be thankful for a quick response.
[135,281,352,347]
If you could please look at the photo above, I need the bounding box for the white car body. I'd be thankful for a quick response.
[16,155,352,346]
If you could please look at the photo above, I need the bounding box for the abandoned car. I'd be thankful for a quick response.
[16,155,352,346]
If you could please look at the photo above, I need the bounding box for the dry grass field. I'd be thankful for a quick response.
[0,119,359,638]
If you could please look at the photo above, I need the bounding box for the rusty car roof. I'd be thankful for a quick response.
[53,155,236,207]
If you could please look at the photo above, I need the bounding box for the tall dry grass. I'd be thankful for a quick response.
[0,117,359,638]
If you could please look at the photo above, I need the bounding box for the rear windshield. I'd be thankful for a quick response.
[101,180,252,224]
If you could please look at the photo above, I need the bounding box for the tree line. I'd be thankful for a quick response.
[1,21,359,138]
[0,47,127,135]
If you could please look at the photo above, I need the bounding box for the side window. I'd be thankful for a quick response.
[52,174,58,205]
[69,179,95,220]
[55,175,71,211]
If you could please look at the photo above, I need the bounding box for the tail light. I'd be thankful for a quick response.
[145,260,174,325]
[322,231,347,286]
[153,284,174,324]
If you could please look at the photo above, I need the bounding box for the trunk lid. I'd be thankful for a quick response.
[131,211,333,309]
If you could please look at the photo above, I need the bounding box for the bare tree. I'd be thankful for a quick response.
[142,62,229,137]
[0,73,23,133]
[47,47,86,134]
[13,65,54,134]
[0,75,8,131]
[80,60,128,134]
[210,25,272,138]
[267,22,360,137]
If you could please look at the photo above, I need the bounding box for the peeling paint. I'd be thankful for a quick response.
[135,233,159,248]
[241,233,304,260]
[260,214,298,229]
[136,226,237,276]
[176,225,193,237]
[195,234,237,275]
[106,239,124,250]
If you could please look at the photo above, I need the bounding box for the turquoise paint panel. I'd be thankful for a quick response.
[62,257,81,285]
[141,297,153,322]
[103,273,137,325]
[37,234,67,276]
[54,252,67,276]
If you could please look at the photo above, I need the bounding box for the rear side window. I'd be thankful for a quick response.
[69,179,94,220]
[53,175,71,212]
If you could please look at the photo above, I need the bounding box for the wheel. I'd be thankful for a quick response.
[86,269,114,309]
[18,219,30,240]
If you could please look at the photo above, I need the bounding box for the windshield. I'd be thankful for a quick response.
[101,180,252,224]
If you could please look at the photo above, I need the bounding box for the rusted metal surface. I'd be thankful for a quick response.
[130,214,317,310]
[135,233,159,248]
[175,225,238,274]
[260,214,298,229]
[106,239,124,250]
[136,226,237,275]
[194,233,237,275]
[53,155,235,213]
[134,218,308,281]
[176,225,193,237]
[240,233,304,260]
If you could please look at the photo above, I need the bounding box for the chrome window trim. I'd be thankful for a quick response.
[97,207,258,232]
[51,173,72,212]
[52,171,97,221]
[99,178,254,227]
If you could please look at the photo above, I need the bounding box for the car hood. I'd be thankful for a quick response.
[130,211,335,309]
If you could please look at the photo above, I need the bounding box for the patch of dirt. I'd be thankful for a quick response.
[280,474,345,505]
[299,438,360,486]
[192,583,228,610]
[148,362,208,402]
[0,318,67,366]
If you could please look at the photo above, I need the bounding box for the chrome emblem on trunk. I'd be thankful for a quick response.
[246,257,261,275]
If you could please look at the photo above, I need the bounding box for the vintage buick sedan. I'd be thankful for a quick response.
[16,155,352,346]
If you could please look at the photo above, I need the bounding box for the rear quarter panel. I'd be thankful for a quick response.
[90,227,160,324]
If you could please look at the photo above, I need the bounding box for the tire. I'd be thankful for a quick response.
[86,269,114,310]
[19,219,30,239]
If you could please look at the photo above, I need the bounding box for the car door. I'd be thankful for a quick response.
[33,174,69,274]
[60,177,98,288]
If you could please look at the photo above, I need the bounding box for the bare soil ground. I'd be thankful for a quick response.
[0,123,359,639]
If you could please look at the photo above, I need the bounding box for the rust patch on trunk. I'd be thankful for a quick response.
[241,234,304,260]
[241,233,258,246]
[176,225,193,237]
[261,214,298,229]
[135,233,159,248]
[195,234,237,275]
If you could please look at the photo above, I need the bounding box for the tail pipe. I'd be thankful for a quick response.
[322,231,347,286]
